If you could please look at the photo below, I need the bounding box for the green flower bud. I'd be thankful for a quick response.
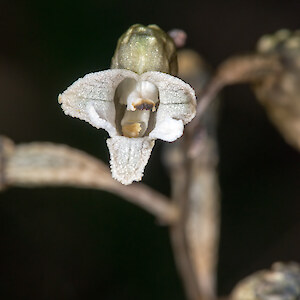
[111,24,178,75]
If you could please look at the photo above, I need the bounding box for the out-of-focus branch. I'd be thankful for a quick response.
[170,47,283,300]
[192,34,300,153]
[168,141,201,300]
[186,133,220,300]
[172,42,295,300]
[167,131,220,300]
[189,54,282,132]
[0,136,178,224]
[164,49,220,300]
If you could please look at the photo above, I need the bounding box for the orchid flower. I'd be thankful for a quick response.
[59,24,196,185]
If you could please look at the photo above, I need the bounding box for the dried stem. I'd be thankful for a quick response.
[185,134,220,300]
[0,136,178,224]
[168,52,282,300]
[167,137,202,300]
[164,50,286,300]
[164,49,221,300]
[189,53,282,130]
[167,122,219,300]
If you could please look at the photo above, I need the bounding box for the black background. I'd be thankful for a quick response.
[0,0,300,299]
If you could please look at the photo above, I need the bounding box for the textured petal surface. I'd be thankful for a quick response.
[141,71,196,123]
[106,136,155,185]
[149,117,184,142]
[141,71,196,142]
[59,69,138,136]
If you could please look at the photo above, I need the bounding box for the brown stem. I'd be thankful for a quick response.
[0,136,177,224]
[171,217,201,300]
[166,51,282,300]
[167,138,202,300]
[185,135,220,300]
[167,127,219,300]
[164,49,221,300]
[190,53,281,130]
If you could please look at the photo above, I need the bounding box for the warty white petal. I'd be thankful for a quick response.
[58,69,139,135]
[86,103,118,136]
[140,71,196,142]
[106,136,155,185]
[149,117,184,142]
[140,71,197,124]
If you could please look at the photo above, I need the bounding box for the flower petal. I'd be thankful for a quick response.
[106,136,155,185]
[141,71,197,124]
[58,69,139,136]
[86,102,117,136]
[141,71,196,142]
[149,117,184,142]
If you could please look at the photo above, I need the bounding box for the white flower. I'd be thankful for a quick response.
[59,68,196,185]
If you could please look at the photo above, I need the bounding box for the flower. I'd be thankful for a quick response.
[58,24,196,185]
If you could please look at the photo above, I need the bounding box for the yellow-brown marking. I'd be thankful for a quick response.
[122,122,142,138]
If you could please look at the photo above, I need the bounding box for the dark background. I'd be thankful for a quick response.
[0,0,300,299]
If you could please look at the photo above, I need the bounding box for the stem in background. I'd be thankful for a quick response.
[166,126,219,300]
[185,135,220,300]
[168,139,202,300]
[189,53,282,130]
[167,52,281,300]
[165,48,222,300]
[0,137,177,224]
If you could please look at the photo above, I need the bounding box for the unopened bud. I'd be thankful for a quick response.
[111,24,178,75]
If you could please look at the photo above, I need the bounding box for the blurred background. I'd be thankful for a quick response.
[0,0,300,299]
